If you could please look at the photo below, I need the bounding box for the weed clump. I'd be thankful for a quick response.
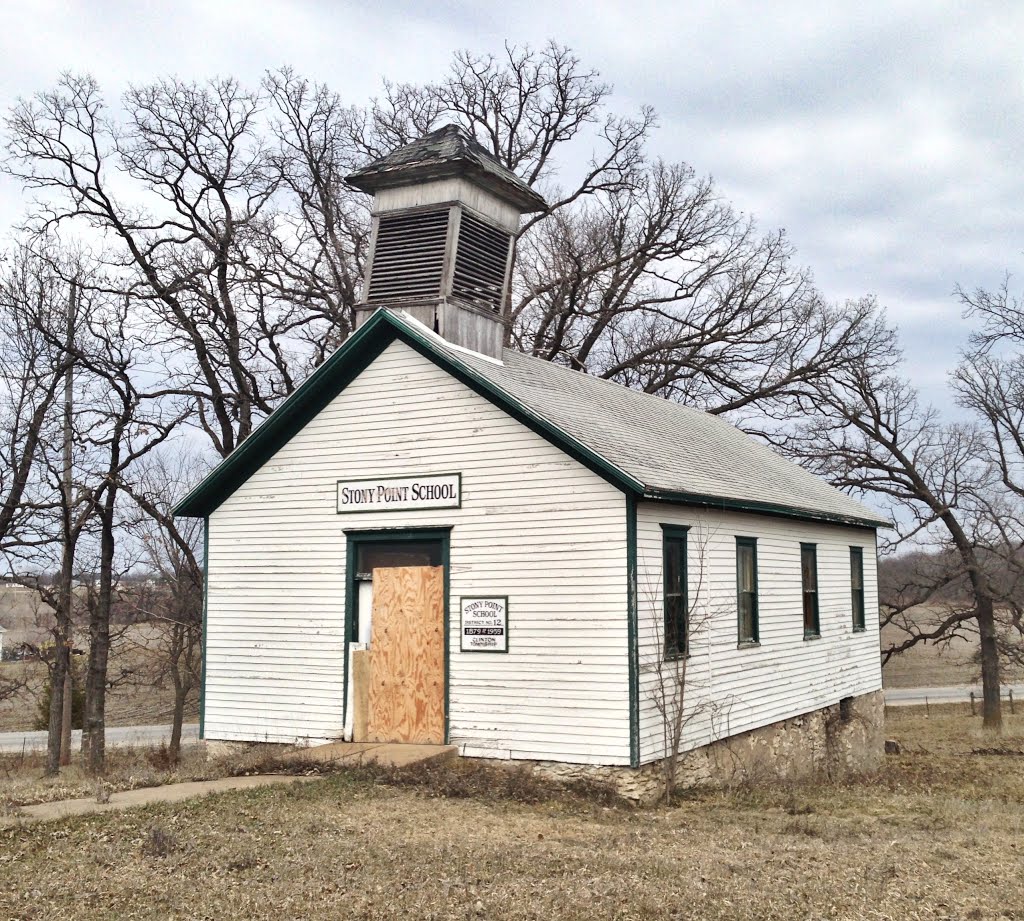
[341,757,628,808]
[141,825,178,859]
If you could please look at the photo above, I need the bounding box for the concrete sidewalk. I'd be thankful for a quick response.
[2,774,317,826]
[1,740,457,826]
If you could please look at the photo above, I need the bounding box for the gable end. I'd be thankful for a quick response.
[173,311,640,518]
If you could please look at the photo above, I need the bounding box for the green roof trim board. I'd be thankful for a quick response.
[174,308,889,529]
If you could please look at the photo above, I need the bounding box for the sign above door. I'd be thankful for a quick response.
[337,473,461,513]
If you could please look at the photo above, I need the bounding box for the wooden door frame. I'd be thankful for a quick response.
[343,526,452,743]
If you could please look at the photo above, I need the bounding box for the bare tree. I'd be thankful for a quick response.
[641,521,719,802]
[126,453,204,762]
[0,248,91,773]
[955,278,1024,500]
[5,50,890,454]
[4,75,293,456]
[951,274,1024,670]
[358,44,880,422]
[0,247,69,553]
[789,320,1009,729]
[261,68,372,363]
[66,291,184,772]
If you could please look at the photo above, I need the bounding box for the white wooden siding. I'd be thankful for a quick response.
[635,502,881,764]
[206,340,630,764]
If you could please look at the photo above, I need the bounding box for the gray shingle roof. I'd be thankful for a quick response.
[429,325,888,528]
[174,307,887,527]
[346,124,547,213]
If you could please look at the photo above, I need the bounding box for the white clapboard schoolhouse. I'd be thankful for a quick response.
[175,125,886,789]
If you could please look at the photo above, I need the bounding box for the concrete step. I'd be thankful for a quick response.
[295,741,457,768]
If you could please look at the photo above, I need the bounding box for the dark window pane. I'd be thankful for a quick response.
[739,593,755,641]
[665,542,680,595]
[665,595,683,654]
[738,546,754,593]
[736,538,759,644]
[801,546,817,592]
[357,541,442,578]
[663,534,687,657]
[803,592,817,633]
[850,547,866,630]
[801,545,819,636]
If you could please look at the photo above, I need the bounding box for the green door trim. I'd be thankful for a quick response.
[342,526,453,743]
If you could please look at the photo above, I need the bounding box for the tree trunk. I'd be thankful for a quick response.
[84,482,116,774]
[48,279,77,776]
[169,679,186,764]
[45,637,68,776]
[976,597,1003,730]
[59,670,72,766]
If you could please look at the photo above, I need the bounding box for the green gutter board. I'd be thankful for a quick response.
[640,488,885,530]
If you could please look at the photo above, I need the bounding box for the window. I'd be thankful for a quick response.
[850,546,866,631]
[800,543,820,638]
[736,537,759,644]
[662,527,689,658]
[355,540,443,580]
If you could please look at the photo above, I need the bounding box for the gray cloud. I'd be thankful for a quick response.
[1,0,1020,410]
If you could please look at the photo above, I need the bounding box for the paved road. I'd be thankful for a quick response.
[0,722,200,753]
[885,685,1024,706]
[2,689,1020,749]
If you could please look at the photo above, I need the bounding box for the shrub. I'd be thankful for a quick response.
[33,666,85,731]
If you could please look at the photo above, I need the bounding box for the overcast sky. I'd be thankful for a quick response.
[1,0,1020,405]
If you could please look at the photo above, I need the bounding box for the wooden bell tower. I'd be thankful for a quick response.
[346,124,547,359]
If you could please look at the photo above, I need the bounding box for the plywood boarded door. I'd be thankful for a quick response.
[367,566,445,744]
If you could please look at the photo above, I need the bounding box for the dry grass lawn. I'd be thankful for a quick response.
[0,705,1022,920]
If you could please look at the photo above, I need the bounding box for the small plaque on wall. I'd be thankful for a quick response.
[460,597,508,653]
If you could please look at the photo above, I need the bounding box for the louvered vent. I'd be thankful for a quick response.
[452,212,512,311]
[366,209,450,303]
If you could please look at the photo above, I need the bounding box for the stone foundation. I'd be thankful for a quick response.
[203,740,255,760]
[489,689,885,804]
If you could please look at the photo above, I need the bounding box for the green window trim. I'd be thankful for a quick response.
[800,542,821,639]
[736,537,759,645]
[850,546,866,632]
[661,525,690,659]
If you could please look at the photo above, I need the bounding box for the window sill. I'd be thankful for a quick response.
[803,633,822,641]
[663,652,691,663]
[737,640,760,650]
[852,626,867,634]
